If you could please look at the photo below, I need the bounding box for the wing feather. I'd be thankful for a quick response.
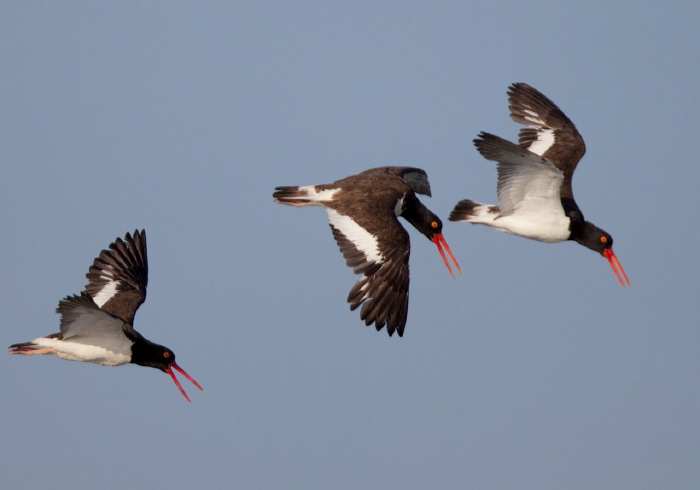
[326,207,410,337]
[474,132,564,217]
[84,230,148,325]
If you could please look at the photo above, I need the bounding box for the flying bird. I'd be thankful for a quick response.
[9,230,203,401]
[450,83,629,287]
[274,166,461,337]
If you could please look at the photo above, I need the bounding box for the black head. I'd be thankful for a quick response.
[415,211,444,240]
[572,221,630,288]
[572,221,614,255]
[401,199,461,278]
[131,338,176,371]
[130,338,203,401]
[400,197,443,239]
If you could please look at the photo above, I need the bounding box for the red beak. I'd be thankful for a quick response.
[432,233,462,279]
[166,362,204,402]
[603,249,630,288]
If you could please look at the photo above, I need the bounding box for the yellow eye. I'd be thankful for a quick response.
[600,236,608,244]
[163,351,171,359]
[431,221,439,229]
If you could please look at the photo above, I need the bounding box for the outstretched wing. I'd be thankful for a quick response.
[508,83,585,200]
[325,205,410,337]
[84,230,148,325]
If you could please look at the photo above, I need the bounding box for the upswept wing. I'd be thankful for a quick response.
[508,83,586,199]
[84,230,148,326]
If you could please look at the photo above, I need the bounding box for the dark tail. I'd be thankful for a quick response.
[9,332,61,354]
[9,341,39,354]
[449,200,480,222]
[273,186,314,206]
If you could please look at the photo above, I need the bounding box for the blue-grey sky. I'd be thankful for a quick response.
[2,2,698,489]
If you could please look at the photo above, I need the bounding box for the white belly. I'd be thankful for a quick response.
[32,337,132,366]
[489,212,570,243]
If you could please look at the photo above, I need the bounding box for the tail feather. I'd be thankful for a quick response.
[9,341,49,355]
[273,186,306,201]
[9,341,37,353]
[9,333,62,354]
[449,199,499,223]
[273,186,319,207]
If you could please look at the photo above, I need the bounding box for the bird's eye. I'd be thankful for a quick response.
[431,221,439,229]
[600,235,608,244]
[163,351,171,359]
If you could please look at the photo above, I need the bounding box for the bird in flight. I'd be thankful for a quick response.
[9,230,203,401]
[450,83,629,287]
[274,166,461,336]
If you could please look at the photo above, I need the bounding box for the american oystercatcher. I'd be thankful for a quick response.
[274,166,461,337]
[450,83,629,287]
[8,230,203,401]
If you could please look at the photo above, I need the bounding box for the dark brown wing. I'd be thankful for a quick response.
[328,207,410,337]
[325,167,432,197]
[84,230,148,325]
[323,176,413,336]
[380,167,432,197]
[508,83,586,201]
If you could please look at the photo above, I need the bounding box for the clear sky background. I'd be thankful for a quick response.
[1,2,698,489]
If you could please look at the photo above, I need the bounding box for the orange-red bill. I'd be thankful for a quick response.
[603,249,630,288]
[432,233,462,279]
[167,362,204,402]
